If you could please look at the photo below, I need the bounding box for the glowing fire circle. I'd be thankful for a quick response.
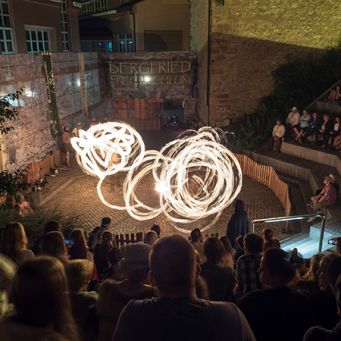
[71,122,243,233]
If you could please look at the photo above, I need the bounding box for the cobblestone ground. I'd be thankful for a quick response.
[36,164,285,238]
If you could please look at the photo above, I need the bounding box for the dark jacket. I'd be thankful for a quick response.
[226,211,250,248]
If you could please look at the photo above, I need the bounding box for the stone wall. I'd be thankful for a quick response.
[0,52,109,171]
[190,0,341,125]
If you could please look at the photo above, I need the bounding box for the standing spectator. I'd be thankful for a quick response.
[226,200,250,248]
[201,238,235,301]
[88,217,111,251]
[220,236,236,269]
[62,126,72,168]
[0,257,79,341]
[235,235,245,260]
[112,235,255,341]
[328,116,341,149]
[239,248,313,341]
[68,229,93,261]
[235,233,263,297]
[94,231,114,277]
[143,231,158,245]
[41,231,68,264]
[190,228,206,264]
[97,243,154,341]
[317,113,334,147]
[102,248,123,281]
[0,223,34,265]
[263,228,280,251]
[294,110,311,143]
[150,224,161,238]
[272,119,286,152]
[286,106,301,136]
[301,112,322,143]
[65,260,98,341]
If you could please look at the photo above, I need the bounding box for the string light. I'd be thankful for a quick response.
[71,123,243,232]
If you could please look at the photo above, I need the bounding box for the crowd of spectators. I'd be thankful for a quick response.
[0,215,341,341]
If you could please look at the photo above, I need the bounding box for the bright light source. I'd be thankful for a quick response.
[144,75,151,83]
[155,181,168,194]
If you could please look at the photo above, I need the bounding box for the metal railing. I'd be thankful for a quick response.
[252,213,326,253]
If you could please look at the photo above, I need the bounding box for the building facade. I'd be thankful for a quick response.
[191,0,341,126]
[0,0,80,54]
[79,0,189,53]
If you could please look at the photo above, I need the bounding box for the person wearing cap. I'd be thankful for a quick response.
[286,107,301,137]
[272,118,286,152]
[97,243,154,341]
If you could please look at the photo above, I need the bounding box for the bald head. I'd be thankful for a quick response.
[150,235,197,297]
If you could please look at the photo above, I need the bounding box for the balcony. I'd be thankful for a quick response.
[79,0,144,16]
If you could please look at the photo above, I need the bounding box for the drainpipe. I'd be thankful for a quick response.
[131,9,136,52]
[206,0,212,126]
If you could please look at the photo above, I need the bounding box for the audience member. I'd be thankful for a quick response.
[327,85,341,102]
[0,223,34,265]
[0,257,79,341]
[62,126,72,168]
[94,231,114,277]
[150,224,161,238]
[201,238,235,301]
[286,106,301,135]
[41,231,68,264]
[328,116,341,149]
[235,235,245,260]
[289,248,305,274]
[190,228,206,264]
[15,194,33,217]
[263,228,280,251]
[97,243,154,341]
[112,235,255,341]
[143,231,158,245]
[219,236,236,269]
[235,233,263,297]
[333,129,341,150]
[239,248,313,341]
[65,260,98,341]
[226,200,250,248]
[317,113,334,147]
[272,119,285,152]
[294,110,311,143]
[301,112,322,143]
[0,255,16,319]
[68,229,93,261]
[33,220,61,254]
[88,217,112,251]
[102,247,123,281]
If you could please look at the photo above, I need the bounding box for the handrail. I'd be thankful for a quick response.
[252,213,326,253]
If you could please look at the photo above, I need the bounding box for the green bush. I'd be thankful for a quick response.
[0,208,82,247]
[231,46,341,151]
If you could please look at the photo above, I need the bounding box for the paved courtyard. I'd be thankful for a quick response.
[34,163,286,238]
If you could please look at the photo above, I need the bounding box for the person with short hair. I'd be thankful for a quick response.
[235,233,263,297]
[201,238,235,301]
[294,110,311,142]
[41,231,68,264]
[0,223,34,265]
[112,235,255,341]
[263,228,280,251]
[301,112,322,143]
[65,259,98,341]
[143,231,158,245]
[239,248,313,341]
[0,257,79,341]
[88,217,111,251]
[190,228,206,264]
[33,220,61,255]
[150,224,161,238]
[272,118,286,152]
[94,231,114,278]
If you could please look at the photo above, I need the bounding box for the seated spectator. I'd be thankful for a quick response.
[220,236,236,269]
[289,248,305,274]
[150,224,161,238]
[0,255,16,319]
[272,119,285,152]
[94,231,114,278]
[308,174,337,217]
[201,238,235,301]
[263,228,280,251]
[317,114,334,147]
[328,116,341,150]
[286,106,301,136]
[88,217,111,251]
[235,233,263,297]
[190,228,206,264]
[41,231,68,264]
[226,199,250,248]
[33,220,61,255]
[311,254,340,329]
[0,257,79,341]
[301,112,322,143]
[143,231,158,245]
[327,85,341,102]
[304,257,341,341]
[333,130,341,150]
[294,110,311,143]
[97,243,154,341]
[239,248,313,341]
[68,229,93,261]
[235,235,245,260]
[65,260,98,341]
[0,223,34,265]
[112,235,255,341]
[102,248,123,281]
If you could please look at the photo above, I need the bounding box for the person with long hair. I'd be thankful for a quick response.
[0,257,79,340]
[41,231,68,264]
[0,223,34,265]
[220,236,236,269]
[68,229,93,261]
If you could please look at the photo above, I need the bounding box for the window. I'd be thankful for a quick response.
[81,40,113,53]
[0,0,14,54]
[26,27,50,53]
[60,0,70,51]
[118,33,134,53]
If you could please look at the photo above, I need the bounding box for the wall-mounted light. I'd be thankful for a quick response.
[143,75,152,83]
